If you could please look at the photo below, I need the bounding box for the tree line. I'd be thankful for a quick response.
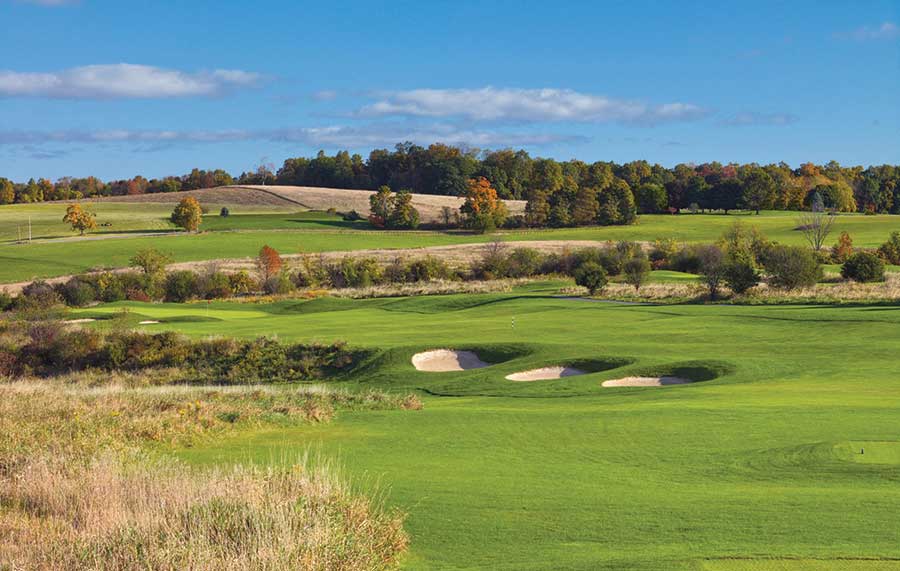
[3,143,900,216]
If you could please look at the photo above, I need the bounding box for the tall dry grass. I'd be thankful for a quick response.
[0,379,417,570]
[3,454,406,571]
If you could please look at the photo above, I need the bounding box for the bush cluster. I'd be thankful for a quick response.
[0,321,359,382]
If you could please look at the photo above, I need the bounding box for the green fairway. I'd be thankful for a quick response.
[4,205,900,284]
[72,286,900,570]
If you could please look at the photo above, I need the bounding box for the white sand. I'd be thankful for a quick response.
[63,318,96,324]
[411,350,489,372]
[506,366,585,382]
[138,320,160,324]
[602,376,691,387]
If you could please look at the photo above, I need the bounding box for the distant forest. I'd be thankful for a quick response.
[2,143,899,217]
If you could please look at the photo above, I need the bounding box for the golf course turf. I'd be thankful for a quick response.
[69,284,900,570]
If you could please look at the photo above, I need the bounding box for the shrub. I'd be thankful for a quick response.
[56,277,97,307]
[623,256,651,291]
[130,248,172,278]
[329,257,383,289]
[877,231,900,265]
[263,272,295,295]
[831,231,853,263]
[164,271,200,302]
[342,210,363,221]
[228,270,257,295]
[724,259,759,294]
[0,290,12,312]
[406,256,451,282]
[670,245,702,274]
[649,238,678,269]
[476,241,510,279]
[697,244,726,300]
[762,245,822,290]
[574,262,608,295]
[202,271,233,299]
[18,280,63,310]
[841,252,885,283]
[506,248,542,278]
[126,288,152,302]
[95,272,126,302]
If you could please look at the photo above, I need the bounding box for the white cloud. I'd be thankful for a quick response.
[358,87,708,125]
[0,123,578,151]
[721,112,797,126]
[836,21,899,41]
[0,64,262,99]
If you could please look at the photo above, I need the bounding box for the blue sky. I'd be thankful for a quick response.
[0,0,898,180]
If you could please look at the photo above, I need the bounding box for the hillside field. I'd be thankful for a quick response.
[2,186,900,285]
[66,283,900,570]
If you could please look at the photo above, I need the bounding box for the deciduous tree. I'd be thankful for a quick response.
[256,245,283,283]
[170,197,203,232]
[62,203,97,235]
[461,177,508,233]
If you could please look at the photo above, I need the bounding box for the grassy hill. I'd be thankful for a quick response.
[2,188,899,285]
[68,284,900,570]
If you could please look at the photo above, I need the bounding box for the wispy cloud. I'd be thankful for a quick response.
[0,64,262,99]
[311,89,339,102]
[835,21,899,41]
[720,112,797,127]
[357,87,708,125]
[0,123,580,152]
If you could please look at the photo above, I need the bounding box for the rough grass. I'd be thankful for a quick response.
[0,377,418,570]
[2,454,407,571]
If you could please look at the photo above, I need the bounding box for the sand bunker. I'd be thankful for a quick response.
[506,366,585,382]
[411,350,489,372]
[63,318,96,324]
[602,376,691,387]
[138,320,160,324]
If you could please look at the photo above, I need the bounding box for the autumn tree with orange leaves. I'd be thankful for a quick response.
[461,177,508,233]
[256,245,283,282]
[62,203,97,235]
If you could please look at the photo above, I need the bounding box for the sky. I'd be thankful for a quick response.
[0,0,898,181]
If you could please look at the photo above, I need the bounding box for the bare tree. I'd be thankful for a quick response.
[797,194,836,252]
[256,157,275,186]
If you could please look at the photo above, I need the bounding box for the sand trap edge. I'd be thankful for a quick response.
[602,376,691,387]
[506,366,586,382]
[411,349,490,372]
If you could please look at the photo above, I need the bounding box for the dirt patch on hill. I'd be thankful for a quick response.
[601,376,691,387]
[411,350,490,372]
[92,185,527,222]
[83,186,302,207]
